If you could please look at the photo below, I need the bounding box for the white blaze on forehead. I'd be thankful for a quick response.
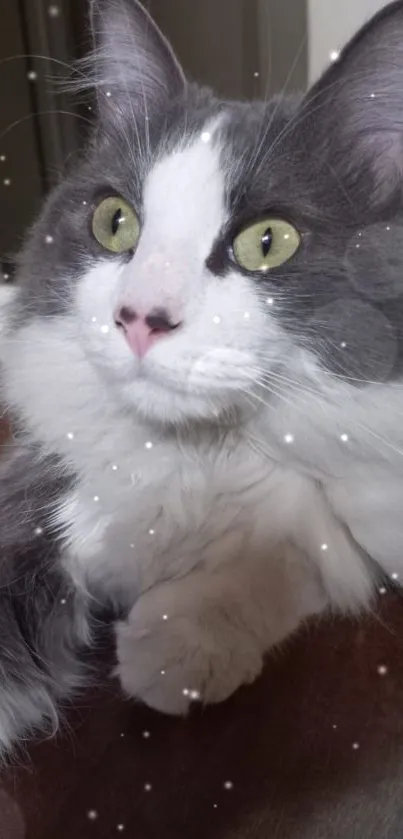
[142,124,226,261]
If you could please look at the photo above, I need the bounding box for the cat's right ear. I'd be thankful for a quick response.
[86,0,186,121]
[298,0,403,210]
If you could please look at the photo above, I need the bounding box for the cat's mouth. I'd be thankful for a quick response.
[141,347,259,394]
[133,370,242,401]
[117,360,262,427]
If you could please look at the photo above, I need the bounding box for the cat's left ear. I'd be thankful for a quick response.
[299,1,403,207]
[88,0,186,120]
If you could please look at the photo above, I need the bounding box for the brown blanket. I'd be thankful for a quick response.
[2,594,403,839]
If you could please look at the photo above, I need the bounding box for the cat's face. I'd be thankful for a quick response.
[5,0,403,431]
[43,102,299,426]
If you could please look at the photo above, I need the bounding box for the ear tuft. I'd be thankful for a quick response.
[83,0,185,119]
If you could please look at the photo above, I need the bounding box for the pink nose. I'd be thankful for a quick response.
[115,306,182,358]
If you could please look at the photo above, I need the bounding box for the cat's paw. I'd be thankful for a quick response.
[115,591,263,715]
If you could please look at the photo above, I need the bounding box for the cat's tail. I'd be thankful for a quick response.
[0,579,90,762]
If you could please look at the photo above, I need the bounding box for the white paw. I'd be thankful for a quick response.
[115,590,263,715]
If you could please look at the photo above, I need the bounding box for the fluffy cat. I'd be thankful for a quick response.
[0,0,402,756]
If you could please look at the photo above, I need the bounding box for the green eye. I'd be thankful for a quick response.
[232,218,300,272]
[92,197,140,253]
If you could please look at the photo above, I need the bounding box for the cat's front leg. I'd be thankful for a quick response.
[115,545,326,714]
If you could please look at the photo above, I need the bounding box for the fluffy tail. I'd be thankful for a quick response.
[0,574,90,760]
[0,446,93,760]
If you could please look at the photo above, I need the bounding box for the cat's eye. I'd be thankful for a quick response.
[232,218,300,273]
[92,197,140,253]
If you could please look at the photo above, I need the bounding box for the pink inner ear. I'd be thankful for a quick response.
[357,131,403,201]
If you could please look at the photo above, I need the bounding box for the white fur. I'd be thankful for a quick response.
[0,284,17,341]
[2,129,403,713]
[0,685,58,757]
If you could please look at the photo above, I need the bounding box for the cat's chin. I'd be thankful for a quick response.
[118,376,249,428]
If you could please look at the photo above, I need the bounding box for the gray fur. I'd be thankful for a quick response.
[0,446,89,757]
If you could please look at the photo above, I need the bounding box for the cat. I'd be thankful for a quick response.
[0,0,403,757]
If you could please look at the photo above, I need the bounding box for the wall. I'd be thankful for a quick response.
[150,0,251,98]
[257,0,308,96]
[0,0,43,258]
[308,0,389,83]
[151,0,308,100]
[0,0,82,262]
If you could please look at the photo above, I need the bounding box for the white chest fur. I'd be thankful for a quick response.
[4,315,402,612]
[60,431,276,601]
[58,424,377,614]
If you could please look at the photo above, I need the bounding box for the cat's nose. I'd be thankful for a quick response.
[114,305,182,358]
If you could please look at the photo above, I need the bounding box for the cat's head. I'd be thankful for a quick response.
[4,0,403,436]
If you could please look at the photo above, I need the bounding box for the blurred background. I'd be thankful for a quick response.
[0,0,389,277]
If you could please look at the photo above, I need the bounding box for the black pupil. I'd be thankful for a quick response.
[111,208,122,235]
[261,227,273,257]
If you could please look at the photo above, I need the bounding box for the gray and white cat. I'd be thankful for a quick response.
[0,0,402,756]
